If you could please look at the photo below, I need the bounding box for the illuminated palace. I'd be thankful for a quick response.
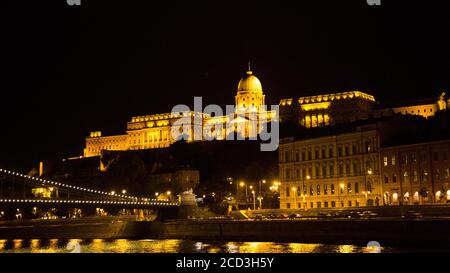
[84,65,276,157]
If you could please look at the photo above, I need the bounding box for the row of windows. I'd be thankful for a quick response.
[383,151,449,167]
[284,142,374,162]
[285,200,359,209]
[87,144,122,152]
[284,161,374,180]
[400,108,434,115]
[285,182,371,197]
[384,169,450,183]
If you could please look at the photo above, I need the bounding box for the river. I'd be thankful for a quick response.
[0,239,399,253]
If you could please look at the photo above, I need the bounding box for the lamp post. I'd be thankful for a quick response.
[292,187,297,209]
[365,169,373,206]
[240,182,247,203]
[302,175,311,208]
[252,190,256,210]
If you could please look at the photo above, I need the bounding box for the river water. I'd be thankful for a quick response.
[0,239,397,253]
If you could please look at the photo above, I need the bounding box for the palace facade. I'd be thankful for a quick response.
[84,65,276,157]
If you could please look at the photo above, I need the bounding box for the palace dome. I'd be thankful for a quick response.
[237,69,263,93]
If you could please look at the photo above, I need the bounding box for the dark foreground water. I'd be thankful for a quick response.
[0,239,401,253]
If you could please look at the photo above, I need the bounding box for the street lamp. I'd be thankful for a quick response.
[292,187,297,209]
[122,189,126,195]
[257,196,263,209]
[240,181,247,202]
[302,175,311,208]
[251,190,256,210]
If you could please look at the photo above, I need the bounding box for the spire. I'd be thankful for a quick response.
[246,61,253,75]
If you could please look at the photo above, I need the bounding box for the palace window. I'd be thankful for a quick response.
[315,149,320,159]
[295,152,300,162]
[445,168,450,179]
[329,147,334,158]
[310,186,314,196]
[338,147,343,157]
[413,170,418,182]
[353,161,359,175]
[434,152,439,161]
[329,162,335,176]
[355,183,359,193]
[296,169,300,179]
[383,156,388,166]
[322,148,326,159]
[338,162,344,177]
[331,184,335,195]
[322,164,327,177]
[324,184,328,195]
[317,185,320,195]
[285,168,291,180]
[347,183,352,193]
[345,146,349,156]
[286,203,291,209]
[286,187,290,197]
[297,187,301,197]
[392,174,397,183]
[301,152,306,161]
[392,156,396,166]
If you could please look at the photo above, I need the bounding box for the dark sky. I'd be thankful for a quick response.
[2,0,449,171]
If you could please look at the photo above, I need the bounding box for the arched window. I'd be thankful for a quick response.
[355,182,359,193]
[331,184,335,195]
[317,185,321,195]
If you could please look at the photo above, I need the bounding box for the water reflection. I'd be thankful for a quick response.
[0,239,394,253]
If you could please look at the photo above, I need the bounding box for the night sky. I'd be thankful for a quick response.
[2,0,449,171]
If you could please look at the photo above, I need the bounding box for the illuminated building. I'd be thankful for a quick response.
[279,91,376,128]
[84,64,276,157]
[381,140,450,205]
[279,125,382,209]
[389,92,449,119]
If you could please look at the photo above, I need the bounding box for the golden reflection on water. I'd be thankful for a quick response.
[90,239,104,253]
[13,239,22,249]
[288,243,322,253]
[30,239,40,252]
[0,240,6,251]
[0,239,376,253]
[337,245,356,253]
[140,239,183,253]
[114,239,131,253]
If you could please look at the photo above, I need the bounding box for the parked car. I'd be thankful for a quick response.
[345,211,362,219]
[288,213,302,219]
[360,211,378,219]
[277,213,289,219]
[402,211,423,219]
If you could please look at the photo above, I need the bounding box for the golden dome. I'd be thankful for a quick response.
[237,69,263,93]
